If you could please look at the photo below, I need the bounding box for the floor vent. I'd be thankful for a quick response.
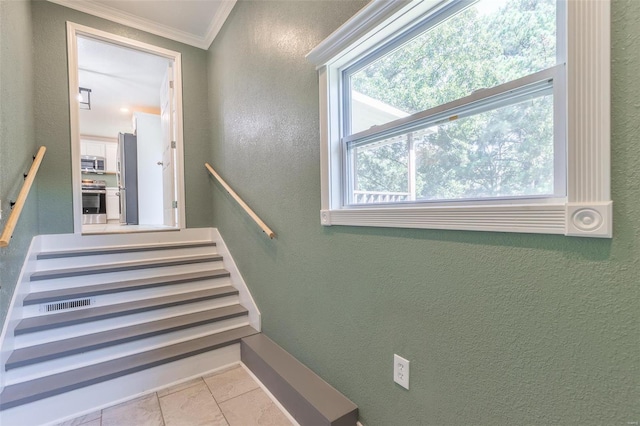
[41,298,93,313]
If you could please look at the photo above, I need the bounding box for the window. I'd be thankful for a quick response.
[308,0,611,237]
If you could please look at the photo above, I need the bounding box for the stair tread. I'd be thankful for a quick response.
[24,269,231,305]
[37,241,217,260]
[0,325,260,410]
[30,254,223,281]
[6,304,248,370]
[15,286,239,335]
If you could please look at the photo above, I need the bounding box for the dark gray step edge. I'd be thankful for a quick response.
[0,325,260,411]
[6,304,249,370]
[30,254,223,281]
[15,287,239,335]
[241,334,358,426]
[37,242,217,260]
[23,269,231,306]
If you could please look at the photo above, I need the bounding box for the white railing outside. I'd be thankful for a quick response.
[353,190,410,204]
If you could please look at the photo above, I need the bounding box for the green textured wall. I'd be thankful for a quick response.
[0,0,38,328]
[207,1,639,424]
[31,1,212,234]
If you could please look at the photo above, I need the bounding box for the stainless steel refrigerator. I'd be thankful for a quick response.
[117,133,139,225]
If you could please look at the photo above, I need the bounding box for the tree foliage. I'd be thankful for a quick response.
[350,0,557,201]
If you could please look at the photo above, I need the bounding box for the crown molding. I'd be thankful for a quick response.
[48,0,235,50]
[306,0,412,66]
[204,1,237,49]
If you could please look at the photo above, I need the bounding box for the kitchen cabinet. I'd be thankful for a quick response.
[106,187,120,220]
[81,140,105,158]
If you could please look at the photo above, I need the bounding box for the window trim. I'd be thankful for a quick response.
[307,0,611,238]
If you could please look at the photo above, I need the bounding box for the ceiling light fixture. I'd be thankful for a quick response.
[120,107,130,113]
[78,87,91,110]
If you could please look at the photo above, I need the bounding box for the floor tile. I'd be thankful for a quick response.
[157,377,205,398]
[219,388,293,426]
[56,410,101,426]
[102,393,164,426]
[159,382,228,426]
[204,365,260,403]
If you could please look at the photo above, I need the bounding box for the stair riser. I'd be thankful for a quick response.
[31,256,222,281]
[5,317,250,384]
[37,242,217,260]
[15,292,239,336]
[16,290,237,335]
[0,327,256,412]
[29,261,225,291]
[14,297,241,348]
[35,245,219,269]
[37,229,217,252]
[24,273,231,306]
[21,277,233,317]
[0,345,240,426]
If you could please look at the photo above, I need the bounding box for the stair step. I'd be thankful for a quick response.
[0,325,260,411]
[37,242,217,260]
[24,269,230,306]
[6,305,248,370]
[242,334,358,426]
[15,286,239,335]
[30,254,223,281]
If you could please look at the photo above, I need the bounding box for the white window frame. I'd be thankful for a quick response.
[307,0,611,238]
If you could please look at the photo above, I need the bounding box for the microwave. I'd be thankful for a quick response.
[81,155,106,174]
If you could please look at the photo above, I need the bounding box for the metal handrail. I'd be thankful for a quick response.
[205,163,275,239]
[0,146,47,247]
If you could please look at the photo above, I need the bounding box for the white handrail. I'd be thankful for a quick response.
[205,163,275,239]
[1,146,47,247]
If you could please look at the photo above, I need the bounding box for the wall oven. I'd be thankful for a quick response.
[82,179,107,224]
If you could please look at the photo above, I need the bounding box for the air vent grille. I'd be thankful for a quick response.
[41,298,93,313]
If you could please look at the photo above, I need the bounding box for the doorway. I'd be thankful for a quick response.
[67,23,186,234]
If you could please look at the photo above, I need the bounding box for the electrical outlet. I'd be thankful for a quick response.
[394,354,410,389]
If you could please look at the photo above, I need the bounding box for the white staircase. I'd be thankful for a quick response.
[0,228,260,425]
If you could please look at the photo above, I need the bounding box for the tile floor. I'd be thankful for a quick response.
[56,364,295,426]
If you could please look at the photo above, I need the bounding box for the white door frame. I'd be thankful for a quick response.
[66,22,187,234]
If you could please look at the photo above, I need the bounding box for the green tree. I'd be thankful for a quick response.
[350,0,557,202]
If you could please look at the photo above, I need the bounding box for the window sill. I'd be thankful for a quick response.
[321,201,612,237]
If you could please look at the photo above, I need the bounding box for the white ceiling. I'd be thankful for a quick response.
[78,35,170,137]
[48,0,236,49]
